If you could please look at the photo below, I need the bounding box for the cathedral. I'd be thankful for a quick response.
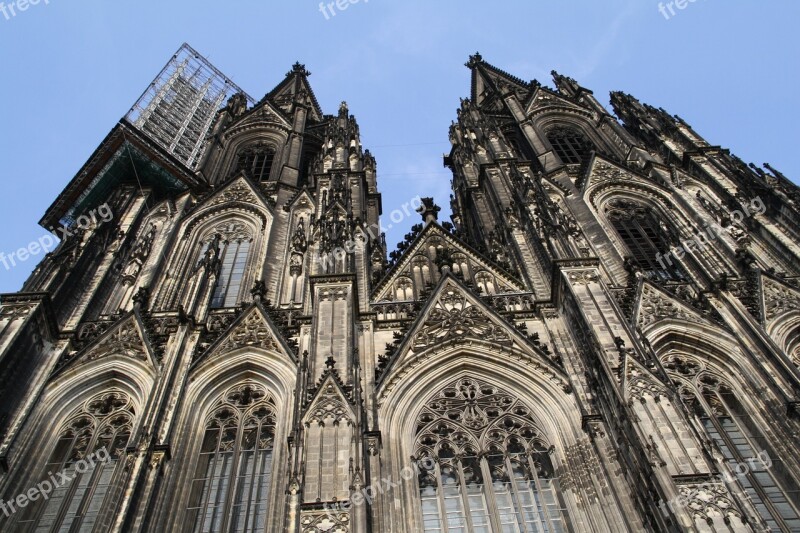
[1,44,800,532]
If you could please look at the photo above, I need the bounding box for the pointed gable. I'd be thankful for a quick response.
[220,63,327,136]
[624,356,669,399]
[57,312,156,375]
[410,278,512,350]
[467,53,532,108]
[634,281,712,332]
[246,62,324,124]
[223,100,293,136]
[196,175,273,213]
[387,275,543,365]
[376,274,569,396]
[192,304,297,369]
[582,155,668,199]
[302,370,355,424]
[761,273,800,326]
[372,222,525,302]
[283,188,316,213]
[525,84,595,119]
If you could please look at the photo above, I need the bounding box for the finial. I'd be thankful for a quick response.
[465,52,483,68]
[416,197,441,224]
[251,279,266,301]
[287,62,311,77]
[132,286,150,311]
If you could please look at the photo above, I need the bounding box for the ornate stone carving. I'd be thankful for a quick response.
[290,218,308,276]
[143,314,180,362]
[209,179,259,206]
[300,510,349,533]
[675,481,743,527]
[413,286,511,349]
[415,377,550,458]
[217,310,278,353]
[305,380,352,424]
[637,284,703,329]
[567,269,599,286]
[626,365,666,402]
[83,318,148,363]
[0,303,35,320]
[763,277,800,321]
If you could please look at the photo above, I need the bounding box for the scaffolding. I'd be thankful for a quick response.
[125,43,255,171]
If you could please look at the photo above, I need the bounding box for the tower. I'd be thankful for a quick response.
[0,46,799,532]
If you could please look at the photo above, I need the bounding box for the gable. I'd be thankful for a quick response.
[470,56,532,108]
[634,281,713,332]
[223,100,293,136]
[262,64,323,122]
[56,313,156,375]
[192,304,297,370]
[525,86,594,119]
[194,175,273,215]
[379,275,560,379]
[301,372,355,424]
[762,274,800,326]
[372,223,525,302]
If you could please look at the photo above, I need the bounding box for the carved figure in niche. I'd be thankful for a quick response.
[195,234,222,273]
[291,218,307,253]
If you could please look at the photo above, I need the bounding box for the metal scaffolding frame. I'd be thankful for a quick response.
[125,43,255,171]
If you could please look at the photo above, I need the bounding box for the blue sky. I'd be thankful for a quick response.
[0,0,797,292]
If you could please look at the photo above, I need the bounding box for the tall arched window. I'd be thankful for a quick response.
[664,356,800,531]
[235,144,276,181]
[546,126,591,165]
[414,377,568,532]
[605,199,684,281]
[201,222,253,309]
[185,383,276,533]
[16,390,134,531]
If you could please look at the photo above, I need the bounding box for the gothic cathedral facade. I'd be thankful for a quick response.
[1,48,800,532]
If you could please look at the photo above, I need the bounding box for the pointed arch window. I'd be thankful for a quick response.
[415,378,568,532]
[605,199,684,281]
[16,390,134,531]
[235,144,276,181]
[664,357,800,531]
[199,223,253,309]
[546,126,591,165]
[185,383,276,533]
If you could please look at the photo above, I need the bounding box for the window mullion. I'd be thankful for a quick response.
[434,461,449,532]
[198,426,223,532]
[25,431,83,528]
[74,429,120,529]
[697,388,790,530]
[242,421,262,533]
[456,458,476,532]
[525,454,553,533]
[717,392,800,529]
[56,431,100,533]
[221,419,245,533]
[481,456,504,533]
[506,455,531,533]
